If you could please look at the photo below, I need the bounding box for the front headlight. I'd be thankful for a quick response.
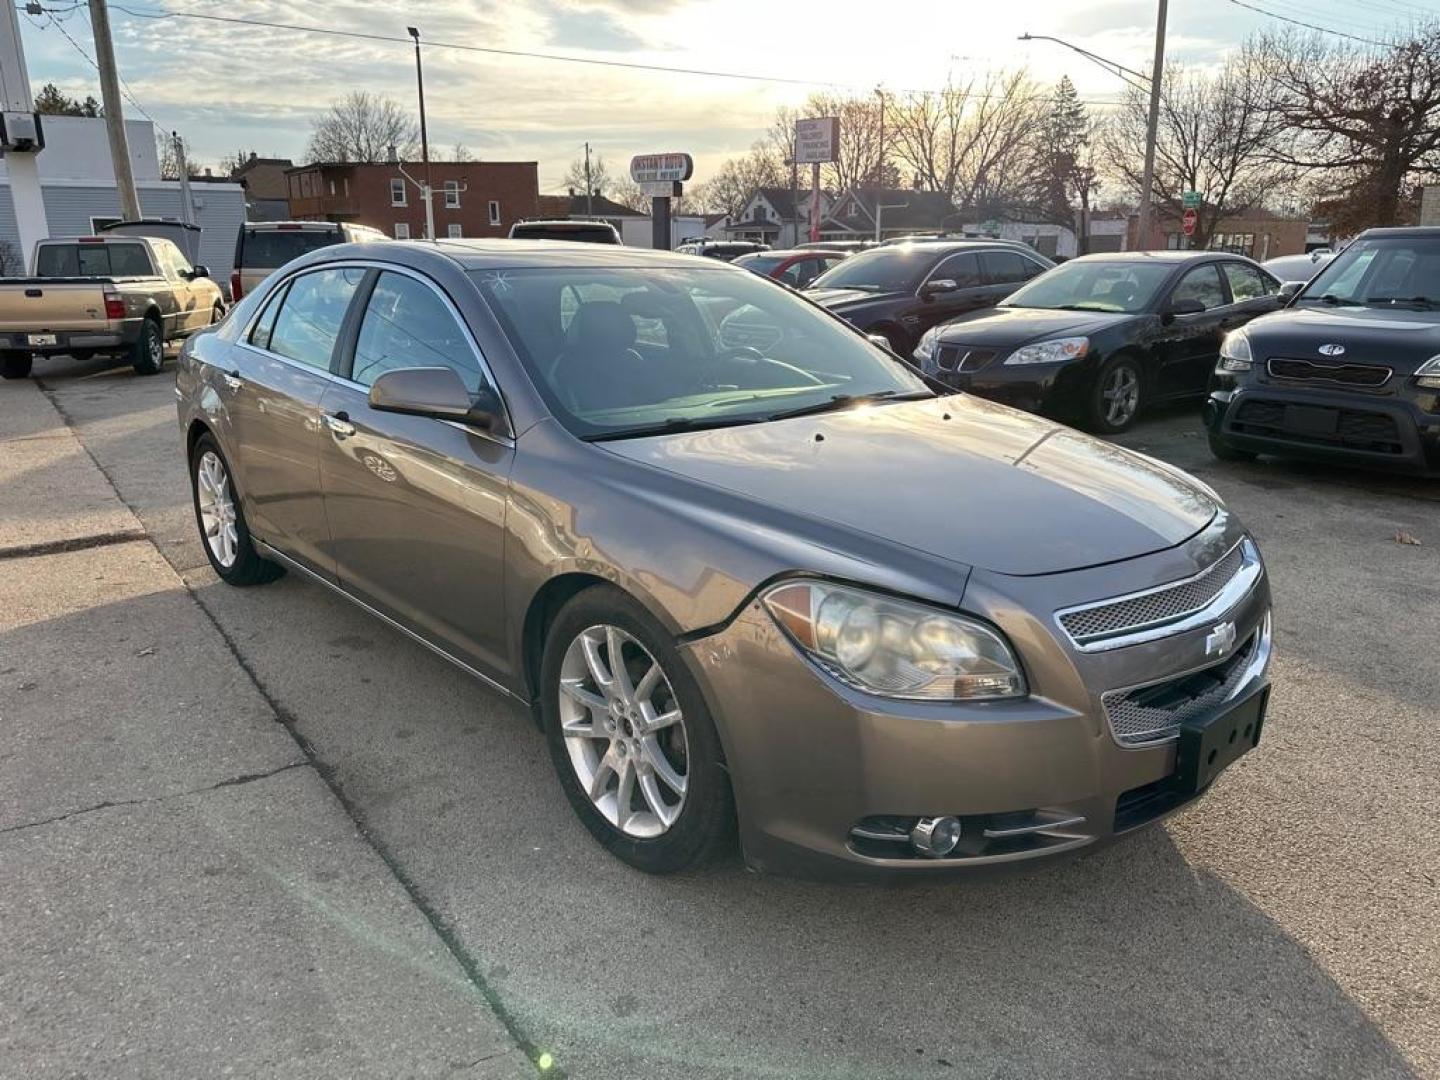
[1003,336,1089,366]
[1218,330,1252,372]
[1415,355,1440,390]
[761,580,1026,701]
[913,325,942,364]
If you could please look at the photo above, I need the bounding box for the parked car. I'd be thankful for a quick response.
[232,221,385,302]
[1261,250,1334,287]
[912,252,1286,433]
[733,248,848,288]
[508,220,622,245]
[1207,226,1440,472]
[0,234,225,379]
[806,241,1054,355]
[675,240,769,261]
[176,239,1272,876]
[796,240,874,254]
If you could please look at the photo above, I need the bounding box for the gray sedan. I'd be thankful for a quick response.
[176,240,1273,876]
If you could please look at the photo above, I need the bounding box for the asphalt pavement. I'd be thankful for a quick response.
[4,351,1438,1079]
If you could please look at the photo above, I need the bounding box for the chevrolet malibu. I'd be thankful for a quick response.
[176,240,1273,876]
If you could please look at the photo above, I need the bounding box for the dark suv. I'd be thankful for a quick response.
[805,241,1053,355]
[1206,227,1440,473]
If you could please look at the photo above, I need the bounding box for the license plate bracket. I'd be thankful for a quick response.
[1285,404,1337,435]
[1173,686,1268,795]
[27,333,57,347]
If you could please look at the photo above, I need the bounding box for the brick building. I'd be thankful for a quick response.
[230,154,294,221]
[285,161,540,240]
[1128,206,1307,260]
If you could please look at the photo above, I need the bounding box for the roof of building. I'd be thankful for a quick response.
[824,187,960,231]
[285,160,538,173]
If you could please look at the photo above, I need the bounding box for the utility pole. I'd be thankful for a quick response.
[584,142,593,217]
[1136,0,1168,249]
[874,87,885,188]
[406,26,434,240]
[88,0,141,222]
[0,0,47,269]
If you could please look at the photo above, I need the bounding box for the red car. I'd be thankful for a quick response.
[733,248,849,289]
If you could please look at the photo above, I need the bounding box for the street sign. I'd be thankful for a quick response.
[630,153,693,184]
[639,180,682,198]
[1182,208,1198,236]
[1182,190,1201,209]
[794,117,839,164]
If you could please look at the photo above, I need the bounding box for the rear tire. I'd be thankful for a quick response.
[1208,431,1257,463]
[131,317,164,375]
[540,584,735,873]
[1,351,32,379]
[1087,354,1144,434]
[189,434,284,586]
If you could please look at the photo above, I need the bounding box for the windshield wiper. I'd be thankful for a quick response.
[1366,295,1438,309]
[1051,303,1118,312]
[764,389,933,423]
[582,415,765,442]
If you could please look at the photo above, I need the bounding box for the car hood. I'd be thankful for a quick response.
[936,306,1137,347]
[805,287,906,310]
[600,396,1217,576]
[1245,304,1440,371]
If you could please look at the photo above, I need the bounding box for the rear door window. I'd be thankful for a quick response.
[265,267,365,371]
[982,250,1043,285]
[1222,262,1275,302]
[241,229,341,269]
[930,252,983,289]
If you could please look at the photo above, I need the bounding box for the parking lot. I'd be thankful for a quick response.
[3,351,1438,1079]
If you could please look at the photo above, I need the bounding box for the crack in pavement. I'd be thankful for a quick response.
[37,380,549,1078]
[0,760,311,836]
[0,529,149,561]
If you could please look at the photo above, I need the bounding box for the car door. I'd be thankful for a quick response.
[225,265,366,577]
[981,249,1048,306]
[913,251,988,333]
[162,242,207,332]
[1156,262,1229,399]
[1220,260,1285,325]
[316,268,514,678]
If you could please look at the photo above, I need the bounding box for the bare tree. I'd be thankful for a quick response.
[690,144,786,217]
[1253,24,1440,233]
[1103,55,1289,247]
[305,92,417,164]
[610,174,651,213]
[451,142,476,162]
[158,133,201,180]
[563,154,613,198]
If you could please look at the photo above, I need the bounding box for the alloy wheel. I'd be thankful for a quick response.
[196,450,239,568]
[148,327,163,366]
[557,624,689,838]
[1102,365,1140,427]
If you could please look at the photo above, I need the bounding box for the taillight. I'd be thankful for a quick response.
[230,270,242,300]
[104,292,125,320]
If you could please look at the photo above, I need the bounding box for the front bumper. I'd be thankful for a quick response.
[1207,384,1440,473]
[929,356,1092,418]
[683,553,1272,878]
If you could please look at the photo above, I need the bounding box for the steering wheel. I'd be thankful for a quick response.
[704,346,826,389]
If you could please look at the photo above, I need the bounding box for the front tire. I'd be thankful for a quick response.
[189,435,284,586]
[1,351,32,379]
[1208,431,1258,463]
[540,585,735,873]
[131,317,164,375]
[1088,354,1144,434]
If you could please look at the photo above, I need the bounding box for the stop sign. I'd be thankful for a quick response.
[1182,208,1198,236]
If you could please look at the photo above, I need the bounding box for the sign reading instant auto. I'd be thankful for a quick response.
[630,153,693,184]
[794,117,839,164]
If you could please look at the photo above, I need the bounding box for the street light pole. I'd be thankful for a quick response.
[406,25,434,240]
[1136,0,1168,249]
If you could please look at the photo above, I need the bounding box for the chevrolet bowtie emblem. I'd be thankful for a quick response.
[1205,621,1237,657]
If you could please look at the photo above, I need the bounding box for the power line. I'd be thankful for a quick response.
[100,2,1129,104]
[27,7,159,123]
[1227,0,1401,44]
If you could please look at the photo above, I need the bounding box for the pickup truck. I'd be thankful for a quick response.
[0,234,225,379]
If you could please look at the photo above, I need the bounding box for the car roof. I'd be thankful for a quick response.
[1063,250,1240,264]
[307,238,721,273]
[1355,226,1440,239]
[742,249,843,259]
[244,220,343,231]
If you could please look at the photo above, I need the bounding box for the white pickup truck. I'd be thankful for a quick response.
[0,234,225,379]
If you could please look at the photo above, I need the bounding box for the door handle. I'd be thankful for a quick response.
[221,369,243,391]
[323,411,355,437]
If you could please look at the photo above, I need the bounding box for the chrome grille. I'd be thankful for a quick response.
[934,345,996,373]
[1058,541,1247,647]
[1267,357,1391,388]
[1103,632,1258,745]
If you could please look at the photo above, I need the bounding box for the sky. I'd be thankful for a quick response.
[14,0,1439,193]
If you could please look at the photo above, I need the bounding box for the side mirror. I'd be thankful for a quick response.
[920,278,959,299]
[191,264,210,279]
[1278,281,1302,301]
[866,333,897,354]
[368,366,498,430]
[1166,297,1205,319]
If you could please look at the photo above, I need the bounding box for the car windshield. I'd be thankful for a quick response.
[471,265,931,440]
[808,247,934,293]
[1001,260,1173,313]
[1298,236,1440,307]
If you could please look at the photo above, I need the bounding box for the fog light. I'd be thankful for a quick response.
[910,816,962,857]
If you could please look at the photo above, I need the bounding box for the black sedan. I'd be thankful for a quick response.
[912,251,1285,433]
[1207,226,1440,473]
[805,241,1054,355]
